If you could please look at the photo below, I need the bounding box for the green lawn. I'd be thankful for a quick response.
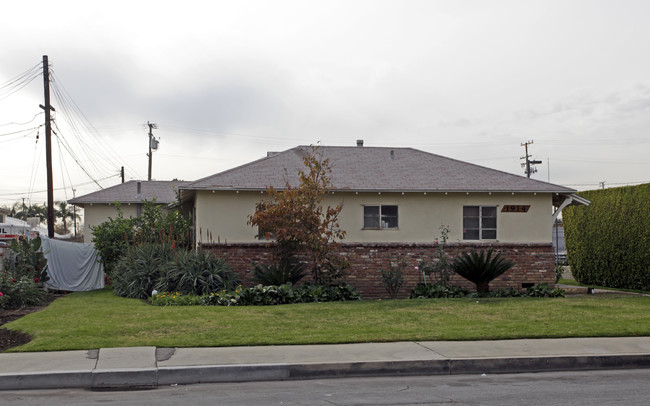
[4,288,650,352]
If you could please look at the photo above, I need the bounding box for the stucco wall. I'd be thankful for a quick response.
[194,190,554,244]
[81,204,139,243]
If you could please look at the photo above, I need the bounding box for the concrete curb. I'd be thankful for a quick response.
[3,354,650,391]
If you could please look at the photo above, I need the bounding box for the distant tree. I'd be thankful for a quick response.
[248,145,347,285]
[11,201,46,223]
[54,201,80,235]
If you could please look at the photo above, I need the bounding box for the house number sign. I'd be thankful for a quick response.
[501,205,530,213]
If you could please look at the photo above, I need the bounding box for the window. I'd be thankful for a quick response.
[364,205,398,229]
[463,206,497,240]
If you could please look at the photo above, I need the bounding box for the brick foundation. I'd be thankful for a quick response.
[200,242,555,299]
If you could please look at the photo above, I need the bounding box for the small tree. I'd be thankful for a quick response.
[248,145,347,284]
[380,255,406,299]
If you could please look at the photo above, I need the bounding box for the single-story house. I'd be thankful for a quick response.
[69,180,188,243]
[180,143,589,298]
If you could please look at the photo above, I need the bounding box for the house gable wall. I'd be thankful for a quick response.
[82,204,138,243]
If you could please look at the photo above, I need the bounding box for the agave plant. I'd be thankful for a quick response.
[450,248,515,293]
[253,255,307,286]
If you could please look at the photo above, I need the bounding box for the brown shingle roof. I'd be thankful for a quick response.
[183,146,575,193]
[69,180,188,206]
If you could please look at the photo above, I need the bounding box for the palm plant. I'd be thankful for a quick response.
[11,201,46,223]
[54,201,80,235]
[450,248,515,293]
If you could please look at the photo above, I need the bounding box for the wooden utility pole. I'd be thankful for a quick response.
[147,122,157,181]
[520,140,542,178]
[121,166,125,183]
[40,55,55,238]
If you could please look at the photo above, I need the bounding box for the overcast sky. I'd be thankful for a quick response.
[1,0,649,208]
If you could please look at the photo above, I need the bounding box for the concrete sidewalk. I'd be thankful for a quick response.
[2,337,650,390]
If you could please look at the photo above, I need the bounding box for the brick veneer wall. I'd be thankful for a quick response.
[200,242,556,299]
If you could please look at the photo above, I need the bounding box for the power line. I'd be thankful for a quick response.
[0,63,42,102]
[0,112,43,127]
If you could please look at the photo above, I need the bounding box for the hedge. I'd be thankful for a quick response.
[563,183,650,290]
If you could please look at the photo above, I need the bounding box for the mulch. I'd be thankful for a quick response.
[0,294,63,352]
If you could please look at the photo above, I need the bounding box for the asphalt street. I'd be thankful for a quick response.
[1,368,649,406]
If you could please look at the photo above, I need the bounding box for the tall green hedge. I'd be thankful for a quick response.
[563,183,650,290]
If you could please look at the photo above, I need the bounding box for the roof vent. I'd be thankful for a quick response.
[267,151,280,157]
[356,139,364,147]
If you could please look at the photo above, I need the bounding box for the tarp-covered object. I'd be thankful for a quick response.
[41,237,105,291]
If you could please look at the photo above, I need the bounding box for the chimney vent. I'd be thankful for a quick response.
[356,139,364,147]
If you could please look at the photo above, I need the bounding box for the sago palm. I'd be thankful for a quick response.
[450,248,515,293]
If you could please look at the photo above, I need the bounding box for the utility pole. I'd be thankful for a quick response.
[72,188,77,237]
[147,122,158,181]
[121,166,125,183]
[39,55,55,238]
[520,140,542,178]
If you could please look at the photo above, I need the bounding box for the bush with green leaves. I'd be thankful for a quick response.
[151,282,361,306]
[449,248,515,293]
[409,283,470,298]
[111,243,175,299]
[91,208,135,274]
[563,184,650,290]
[409,282,562,299]
[3,236,49,284]
[111,243,239,299]
[1,235,50,309]
[92,202,192,274]
[253,255,307,286]
[0,272,47,309]
[165,249,239,295]
[526,283,566,297]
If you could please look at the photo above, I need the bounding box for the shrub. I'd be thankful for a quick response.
[3,236,49,284]
[526,283,565,298]
[0,273,47,309]
[409,283,562,299]
[1,235,49,309]
[417,224,453,286]
[409,283,470,298]
[150,282,361,307]
[253,256,307,286]
[111,243,175,299]
[112,244,239,299]
[92,203,192,274]
[563,184,650,290]
[166,249,239,295]
[91,208,135,274]
[151,291,202,306]
[490,287,525,298]
[380,256,405,299]
[449,248,515,293]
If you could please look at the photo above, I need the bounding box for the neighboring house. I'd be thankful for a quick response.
[69,180,188,243]
[182,143,589,298]
[552,223,567,265]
